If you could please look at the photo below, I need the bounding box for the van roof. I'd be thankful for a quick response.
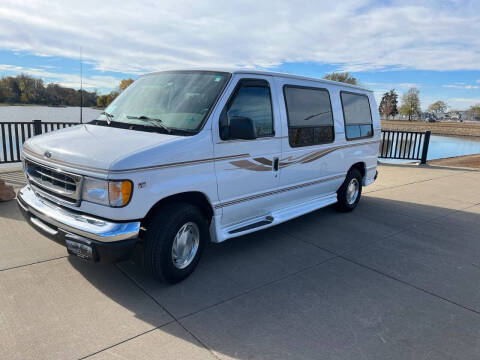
[145,68,373,93]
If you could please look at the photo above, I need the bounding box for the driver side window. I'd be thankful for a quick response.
[226,79,274,138]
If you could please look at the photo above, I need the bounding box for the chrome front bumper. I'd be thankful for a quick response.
[17,185,140,243]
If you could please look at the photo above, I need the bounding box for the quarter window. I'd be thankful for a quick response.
[284,86,334,147]
[340,92,373,140]
[225,80,273,138]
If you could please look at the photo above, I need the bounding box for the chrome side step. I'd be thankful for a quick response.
[228,216,274,234]
[215,192,338,242]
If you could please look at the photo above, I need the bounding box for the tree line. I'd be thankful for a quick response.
[379,87,480,121]
[0,74,134,108]
[0,74,98,106]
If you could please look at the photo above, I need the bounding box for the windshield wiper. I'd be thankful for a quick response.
[126,115,171,134]
[101,111,114,125]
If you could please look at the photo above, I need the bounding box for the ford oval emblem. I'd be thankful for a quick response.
[44,151,52,158]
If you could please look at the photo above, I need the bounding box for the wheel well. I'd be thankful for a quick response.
[350,162,366,178]
[142,192,214,228]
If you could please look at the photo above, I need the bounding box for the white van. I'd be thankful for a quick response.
[17,70,380,283]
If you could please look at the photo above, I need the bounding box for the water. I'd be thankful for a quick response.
[427,135,480,160]
[0,105,102,123]
[379,134,480,164]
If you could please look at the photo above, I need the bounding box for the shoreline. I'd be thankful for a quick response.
[0,104,100,109]
[428,153,480,170]
[381,120,480,138]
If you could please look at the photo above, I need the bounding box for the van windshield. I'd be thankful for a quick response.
[96,71,230,133]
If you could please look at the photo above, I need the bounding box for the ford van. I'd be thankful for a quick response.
[17,70,380,283]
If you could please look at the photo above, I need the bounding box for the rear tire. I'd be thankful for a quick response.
[144,203,208,284]
[336,168,362,212]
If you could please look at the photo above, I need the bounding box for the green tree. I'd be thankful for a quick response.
[469,104,480,119]
[323,72,357,85]
[107,91,119,106]
[96,95,109,108]
[0,74,98,106]
[379,89,398,119]
[3,76,21,102]
[119,78,134,91]
[96,91,119,108]
[428,101,448,115]
[399,88,421,121]
[0,78,15,102]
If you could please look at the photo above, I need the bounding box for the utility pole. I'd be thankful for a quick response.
[80,47,83,124]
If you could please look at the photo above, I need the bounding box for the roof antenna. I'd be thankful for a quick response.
[80,46,83,124]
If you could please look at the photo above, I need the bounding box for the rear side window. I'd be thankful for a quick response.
[226,80,273,137]
[340,92,373,140]
[284,86,334,147]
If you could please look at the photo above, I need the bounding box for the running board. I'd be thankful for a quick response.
[228,216,274,234]
[214,192,338,242]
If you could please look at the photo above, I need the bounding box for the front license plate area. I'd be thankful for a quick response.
[65,239,94,261]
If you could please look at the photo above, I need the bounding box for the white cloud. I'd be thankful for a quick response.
[0,64,122,92]
[447,98,480,109]
[366,82,420,90]
[443,84,480,89]
[0,0,479,74]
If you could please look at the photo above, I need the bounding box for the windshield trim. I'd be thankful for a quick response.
[140,70,232,133]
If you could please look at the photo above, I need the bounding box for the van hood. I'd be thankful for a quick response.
[23,124,183,172]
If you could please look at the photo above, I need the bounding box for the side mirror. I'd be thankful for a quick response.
[228,116,257,140]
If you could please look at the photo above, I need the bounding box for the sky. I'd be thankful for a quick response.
[0,0,479,110]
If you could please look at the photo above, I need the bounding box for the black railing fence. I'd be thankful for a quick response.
[0,120,79,163]
[379,130,431,164]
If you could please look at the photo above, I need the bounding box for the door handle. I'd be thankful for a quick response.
[273,157,279,171]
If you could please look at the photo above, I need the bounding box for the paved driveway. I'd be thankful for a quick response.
[1,164,479,359]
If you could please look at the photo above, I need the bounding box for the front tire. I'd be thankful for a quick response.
[336,168,362,212]
[144,203,208,284]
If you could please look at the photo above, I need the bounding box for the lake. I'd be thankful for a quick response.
[0,105,102,123]
[427,135,480,160]
[378,134,480,164]
[1,106,479,165]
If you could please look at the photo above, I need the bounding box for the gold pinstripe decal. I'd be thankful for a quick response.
[214,174,345,209]
[227,139,380,172]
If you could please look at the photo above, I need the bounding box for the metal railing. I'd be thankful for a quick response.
[379,130,431,164]
[0,120,80,163]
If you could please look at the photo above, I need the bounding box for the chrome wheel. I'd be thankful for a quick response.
[171,222,200,269]
[346,178,360,205]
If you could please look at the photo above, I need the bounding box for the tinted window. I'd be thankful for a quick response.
[340,92,373,140]
[227,81,273,137]
[284,86,334,147]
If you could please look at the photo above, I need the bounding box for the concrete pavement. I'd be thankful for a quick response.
[1,164,480,359]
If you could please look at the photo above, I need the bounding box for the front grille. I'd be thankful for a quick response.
[25,159,83,206]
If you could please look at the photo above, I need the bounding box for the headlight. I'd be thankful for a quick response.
[82,177,109,205]
[82,178,132,207]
